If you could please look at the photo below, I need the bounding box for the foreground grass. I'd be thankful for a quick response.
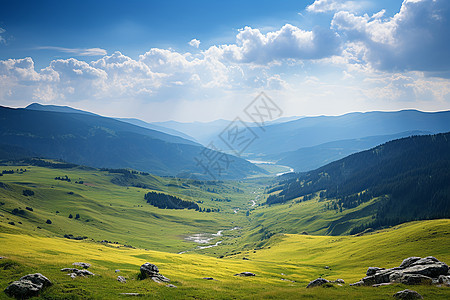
[0,219,449,299]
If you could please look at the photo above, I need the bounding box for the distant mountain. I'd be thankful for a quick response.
[271,130,431,172]
[266,132,450,232]
[117,118,197,143]
[246,110,450,157]
[0,106,264,179]
[25,103,198,144]
[26,103,97,116]
[152,119,233,146]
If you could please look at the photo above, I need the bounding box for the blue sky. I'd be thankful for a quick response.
[0,0,449,122]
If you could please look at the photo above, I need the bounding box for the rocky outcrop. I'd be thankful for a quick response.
[351,256,448,287]
[393,289,423,299]
[306,278,329,288]
[140,262,170,283]
[4,273,52,299]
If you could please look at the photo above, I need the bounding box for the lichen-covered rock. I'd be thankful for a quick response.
[353,256,448,287]
[399,274,432,285]
[139,262,170,282]
[393,289,423,299]
[4,280,41,299]
[19,273,52,288]
[117,276,127,283]
[306,278,329,288]
[399,257,422,269]
[140,263,160,278]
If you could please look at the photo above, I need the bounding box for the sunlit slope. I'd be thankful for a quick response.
[0,219,449,299]
[0,163,259,253]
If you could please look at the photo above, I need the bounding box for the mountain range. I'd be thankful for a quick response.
[0,105,263,179]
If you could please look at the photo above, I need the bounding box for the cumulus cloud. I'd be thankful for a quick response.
[307,0,365,13]
[331,0,450,75]
[188,39,200,48]
[214,24,341,64]
[36,46,107,56]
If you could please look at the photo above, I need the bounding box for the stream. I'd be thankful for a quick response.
[178,227,241,254]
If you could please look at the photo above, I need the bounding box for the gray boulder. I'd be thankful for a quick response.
[399,274,432,285]
[140,263,159,277]
[402,263,448,278]
[4,280,42,299]
[393,289,423,299]
[73,262,91,269]
[139,262,170,282]
[333,279,345,284]
[62,268,95,277]
[19,273,52,288]
[306,278,329,288]
[117,276,127,283]
[399,257,421,269]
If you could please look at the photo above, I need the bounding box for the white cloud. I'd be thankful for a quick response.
[307,0,365,13]
[36,46,107,56]
[213,24,341,64]
[331,0,450,74]
[188,39,201,48]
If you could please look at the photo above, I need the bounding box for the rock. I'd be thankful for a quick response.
[234,272,256,277]
[117,276,127,283]
[202,277,215,280]
[373,282,393,287]
[438,275,450,286]
[73,262,91,269]
[19,273,52,288]
[306,278,329,288]
[62,268,95,277]
[324,266,329,269]
[399,257,421,269]
[399,274,432,285]
[402,263,448,278]
[140,262,159,278]
[353,256,449,288]
[4,280,42,299]
[333,279,345,284]
[349,281,364,286]
[393,289,423,299]
[61,268,79,273]
[367,267,385,276]
[140,262,170,283]
[115,269,120,273]
[165,284,177,288]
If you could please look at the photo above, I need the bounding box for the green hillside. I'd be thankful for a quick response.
[265,133,450,233]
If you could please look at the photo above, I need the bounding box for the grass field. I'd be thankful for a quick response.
[0,162,449,299]
[0,219,449,299]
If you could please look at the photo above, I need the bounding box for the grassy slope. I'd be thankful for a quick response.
[0,219,449,299]
[0,164,258,253]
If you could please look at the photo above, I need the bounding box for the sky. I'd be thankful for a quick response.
[0,0,449,122]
